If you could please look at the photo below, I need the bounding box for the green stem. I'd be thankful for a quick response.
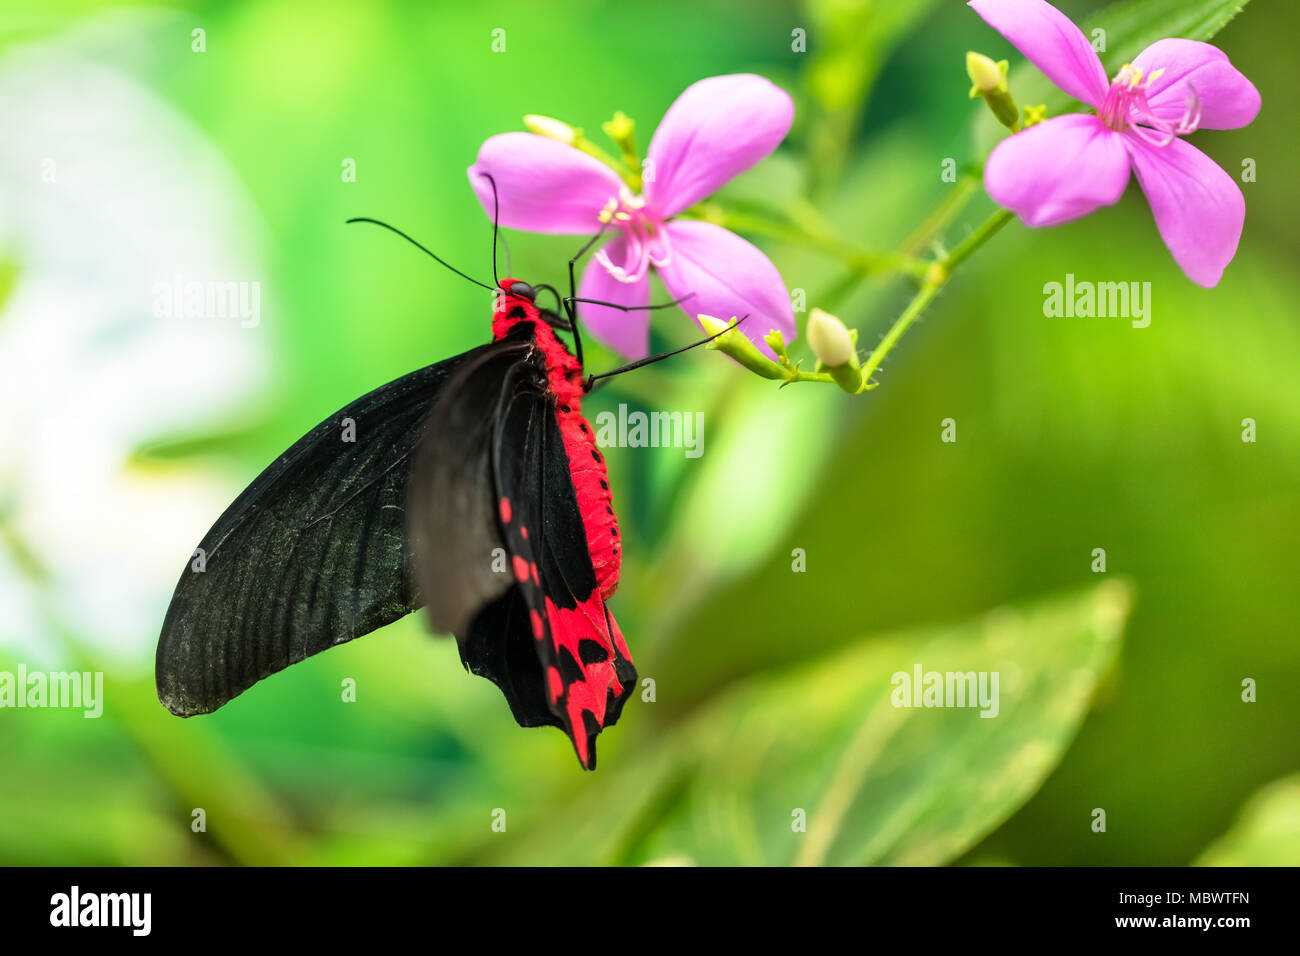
[899,173,982,256]
[781,367,839,387]
[944,208,1014,273]
[857,282,942,388]
[683,204,930,279]
[858,208,1013,389]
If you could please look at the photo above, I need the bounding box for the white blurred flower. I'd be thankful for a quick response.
[0,28,272,662]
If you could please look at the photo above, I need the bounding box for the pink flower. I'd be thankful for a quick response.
[468,74,797,359]
[970,0,1261,287]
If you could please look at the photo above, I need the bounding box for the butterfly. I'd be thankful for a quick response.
[155,194,720,769]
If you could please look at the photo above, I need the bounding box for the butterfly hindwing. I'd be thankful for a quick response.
[409,331,567,734]
[490,352,635,769]
[156,351,481,716]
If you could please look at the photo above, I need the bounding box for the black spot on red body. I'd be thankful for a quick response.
[557,646,584,685]
[578,638,610,664]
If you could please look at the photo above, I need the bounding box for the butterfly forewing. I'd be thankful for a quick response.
[156,351,477,716]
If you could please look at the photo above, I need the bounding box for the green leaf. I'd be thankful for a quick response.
[1194,775,1300,866]
[492,581,1131,866]
[973,0,1255,158]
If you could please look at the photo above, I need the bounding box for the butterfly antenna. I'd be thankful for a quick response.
[345,218,493,291]
[567,292,695,313]
[584,316,749,392]
[482,172,502,285]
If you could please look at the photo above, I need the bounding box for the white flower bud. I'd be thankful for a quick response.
[523,114,577,144]
[806,308,855,369]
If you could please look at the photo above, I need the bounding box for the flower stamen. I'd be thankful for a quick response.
[1098,63,1200,145]
[594,187,670,284]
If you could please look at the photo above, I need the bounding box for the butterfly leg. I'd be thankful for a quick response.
[563,220,617,369]
[584,316,747,391]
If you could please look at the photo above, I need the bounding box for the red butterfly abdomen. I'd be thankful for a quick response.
[556,402,621,599]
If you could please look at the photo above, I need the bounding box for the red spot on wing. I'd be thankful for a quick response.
[512,555,529,582]
[530,609,544,640]
[499,497,512,524]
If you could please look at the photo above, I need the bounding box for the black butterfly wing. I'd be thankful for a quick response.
[156,349,485,717]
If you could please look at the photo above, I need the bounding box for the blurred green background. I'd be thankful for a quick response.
[1,0,1296,866]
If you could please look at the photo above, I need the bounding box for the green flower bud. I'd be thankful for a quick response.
[601,110,635,147]
[966,52,1006,94]
[967,51,1020,131]
[763,328,791,363]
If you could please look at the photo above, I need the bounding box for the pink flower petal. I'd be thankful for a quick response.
[1131,38,1261,131]
[968,0,1108,108]
[644,74,794,219]
[656,220,795,358]
[468,132,624,235]
[1124,133,1244,288]
[577,236,651,359]
[985,114,1131,226]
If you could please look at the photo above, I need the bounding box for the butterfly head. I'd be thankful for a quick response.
[494,277,574,340]
[493,277,543,329]
[492,278,584,401]
[503,279,535,301]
